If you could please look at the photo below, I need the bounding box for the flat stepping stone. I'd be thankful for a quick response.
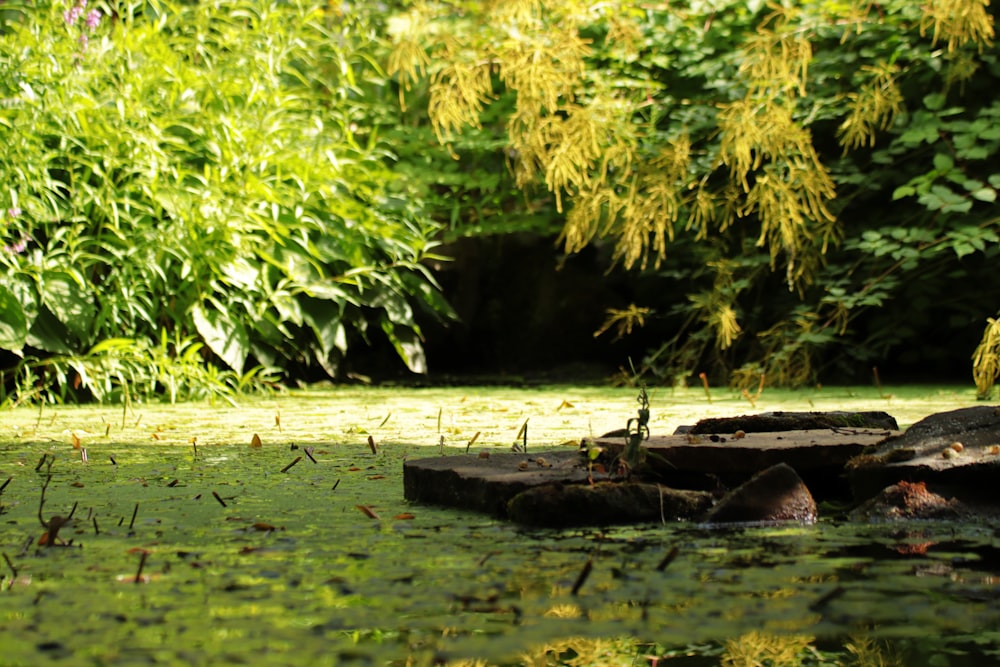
[592,428,897,486]
[403,449,603,517]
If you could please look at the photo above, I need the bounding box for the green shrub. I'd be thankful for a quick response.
[0,0,452,404]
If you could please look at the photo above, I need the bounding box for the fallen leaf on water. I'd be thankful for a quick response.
[252,522,280,532]
[367,475,386,480]
[355,505,381,520]
[250,433,262,448]
[394,513,415,520]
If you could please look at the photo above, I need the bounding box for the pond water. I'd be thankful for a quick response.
[1,385,997,665]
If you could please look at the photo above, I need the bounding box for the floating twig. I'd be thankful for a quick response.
[655,546,680,572]
[465,431,480,453]
[873,366,890,399]
[212,491,227,508]
[128,503,139,532]
[281,456,302,473]
[109,455,117,466]
[513,419,529,452]
[34,453,50,473]
[93,516,100,535]
[81,448,88,463]
[809,585,846,611]
[134,550,148,584]
[167,479,179,487]
[0,477,10,494]
[378,412,392,428]
[68,501,78,520]
[331,478,340,491]
[304,447,317,464]
[3,552,16,580]
[698,372,712,403]
[571,557,593,596]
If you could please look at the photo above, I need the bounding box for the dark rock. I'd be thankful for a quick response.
[847,405,1000,501]
[849,480,970,521]
[506,482,713,527]
[704,463,817,524]
[684,411,899,435]
[402,449,603,517]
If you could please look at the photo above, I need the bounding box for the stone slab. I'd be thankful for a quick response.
[403,448,604,517]
[592,428,898,481]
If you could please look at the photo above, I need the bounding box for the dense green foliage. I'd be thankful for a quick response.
[0,0,452,404]
[388,0,1000,391]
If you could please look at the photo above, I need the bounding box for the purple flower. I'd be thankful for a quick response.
[64,5,82,25]
[3,236,27,255]
[85,9,101,30]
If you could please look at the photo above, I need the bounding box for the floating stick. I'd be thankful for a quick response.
[873,366,887,398]
[134,551,148,584]
[109,455,117,466]
[378,412,392,428]
[212,491,227,508]
[128,503,139,532]
[465,431,481,453]
[571,558,593,596]
[655,546,680,572]
[280,456,302,473]
[0,477,10,494]
[92,516,100,535]
[698,372,712,403]
[304,447,317,464]
[331,478,340,491]
[34,454,49,472]
[367,435,377,455]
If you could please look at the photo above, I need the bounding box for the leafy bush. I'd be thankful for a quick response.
[0,0,452,404]
[387,0,1000,388]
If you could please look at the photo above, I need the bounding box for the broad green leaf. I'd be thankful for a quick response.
[0,285,27,353]
[192,303,249,374]
[971,188,997,203]
[41,270,97,344]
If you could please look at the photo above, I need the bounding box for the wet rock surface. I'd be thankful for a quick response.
[704,463,817,524]
[683,410,899,435]
[403,406,1000,526]
[849,480,970,521]
[506,482,713,527]
[847,405,1000,501]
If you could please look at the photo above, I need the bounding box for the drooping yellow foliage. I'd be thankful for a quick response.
[838,62,905,151]
[972,317,1000,398]
[921,0,995,51]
